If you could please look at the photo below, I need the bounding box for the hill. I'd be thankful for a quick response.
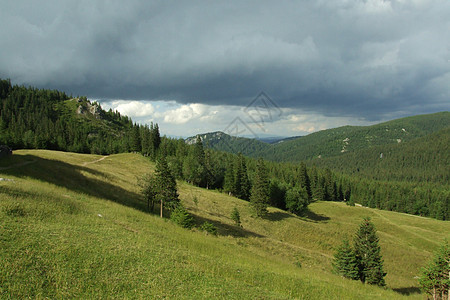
[190,112,450,163]
[0,79,161,155]
[312,126,450,184]
[1,150,449,298]
[263,111,450,162]
[185,131,270,156]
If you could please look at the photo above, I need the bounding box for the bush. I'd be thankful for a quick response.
[170,205,194,229]
[231,207,241,227]
[200,221,217,235]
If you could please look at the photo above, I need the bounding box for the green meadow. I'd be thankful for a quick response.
[1,150,448,299]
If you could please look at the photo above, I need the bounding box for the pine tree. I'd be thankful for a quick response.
[130,124,141,152]
[139,173,158,212]
[154,156,179,217]
[353,217,386,286]
[223,156,236,196]
[250,158,270,217]
[333,239,360,280]
[234,153,250,200]
[419,240,450,299]
[298,162,311,200]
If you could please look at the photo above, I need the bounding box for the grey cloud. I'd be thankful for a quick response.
[0,0,449,122]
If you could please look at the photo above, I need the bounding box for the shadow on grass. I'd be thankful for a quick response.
[301,209,330,223]
[191,212,265,238]
[264,211,292,222]
[1,154,146,213]
[392,287,421,296]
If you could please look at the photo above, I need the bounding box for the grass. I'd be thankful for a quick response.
[1,150,449,299]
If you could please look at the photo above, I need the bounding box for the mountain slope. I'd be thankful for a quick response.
[312,126,450,183]
[191,112,449,163]
[1,150,449,298]
[263,111,450,162]
[186,131,270,156]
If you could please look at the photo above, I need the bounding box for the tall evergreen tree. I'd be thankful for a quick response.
[353,217,386,286]
[298,162,311,200]
[234,153,250,200]
[183,136,207,187]
[154,156,179,217]
[140,173,158,212]
[130,124,141,152]
[250,157,270,217]
[223,156,236,196]
[333,239,360,280]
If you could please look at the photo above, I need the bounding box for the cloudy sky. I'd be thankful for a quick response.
[1,0,449,137]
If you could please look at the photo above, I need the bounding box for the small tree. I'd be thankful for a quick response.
[353,217,386,286]
[231,207,241,227]
[170,205,194,229]
[333,239,360,280]
[200,221,217,235]
[250,158,270,217]
[419,240,450,300]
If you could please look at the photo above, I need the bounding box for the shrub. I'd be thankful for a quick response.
[231,207,241,227]
[200,221,217,235]
[170,205,194,229]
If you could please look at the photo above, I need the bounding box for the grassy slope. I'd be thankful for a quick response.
[1,150,449,299]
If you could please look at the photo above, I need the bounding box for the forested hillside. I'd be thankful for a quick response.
[0,79,160,155]
[186,131,270,156]
[191,112,450,163]
[186,113,449,220]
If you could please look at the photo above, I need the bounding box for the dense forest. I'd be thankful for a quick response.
[0,79,448,220]
[0,79,160,156]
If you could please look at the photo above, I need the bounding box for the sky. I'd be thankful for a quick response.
[1,0,449,138]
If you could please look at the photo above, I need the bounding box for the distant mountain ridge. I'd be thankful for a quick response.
[188,112,450,163]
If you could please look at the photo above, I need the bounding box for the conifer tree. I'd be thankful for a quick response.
[154,156,179,217]
[223,156,236,196]
[353,217,386,286]
[250,158,270,217]
[130,124,141,152]
[298,162,311,200]
[234,153,250,200]
[183,136,207,187]
[140,173,158,212]
[419,240,450,299]
[333,239,360,280]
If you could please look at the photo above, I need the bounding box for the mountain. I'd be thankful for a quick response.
[190,112,450,163]
[262,112,450,162]
[312,126,450,184]
[185,131,270,156]
[2,149,448,298]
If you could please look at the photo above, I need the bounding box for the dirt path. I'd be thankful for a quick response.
[0,160,36,171]
[82,156,108,166]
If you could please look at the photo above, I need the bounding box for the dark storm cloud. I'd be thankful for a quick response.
[1,0,449,121]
